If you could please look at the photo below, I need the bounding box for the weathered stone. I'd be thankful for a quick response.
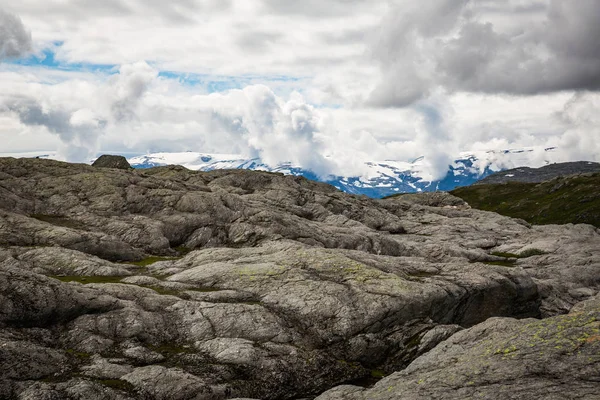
[0,157,598,399]
[92,155,132,170]
[317,303,600,400]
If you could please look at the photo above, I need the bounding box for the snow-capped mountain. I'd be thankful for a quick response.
[128,147,559,198]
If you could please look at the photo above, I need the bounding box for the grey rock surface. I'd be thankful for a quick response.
[0,157,598,399]
[316,300,600,400]
[92,155,132,170]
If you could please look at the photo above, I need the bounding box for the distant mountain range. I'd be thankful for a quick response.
[475,161,600,185]
[128,147,560,197]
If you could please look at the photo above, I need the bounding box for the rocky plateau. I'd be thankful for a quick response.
[0,156,598,399]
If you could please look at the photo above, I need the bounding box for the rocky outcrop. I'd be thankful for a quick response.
[317,296,600,400]
[92,155,132,170]
[0,157,599,399]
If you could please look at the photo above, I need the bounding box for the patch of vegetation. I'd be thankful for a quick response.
[143,285,181,296]
[124,256,177,267]
[483,260,517,267]
[97,379,135,392]
[50,275,126,284]
[407,271,438,278]
[187,287,222,293]
[239,300,263,306]
[450,173,600,228]
[148,343,194,356]
[371,369,387,378]
[30,214,87,230]
[491,249,547,259]
[65,349,92,359]
[174,245,193,255]
[519,248,547,258]
[490,251,520,258]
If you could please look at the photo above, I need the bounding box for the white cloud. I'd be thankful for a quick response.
[369,0,600,107]
[0,1,599,181]
[0,8,31,61]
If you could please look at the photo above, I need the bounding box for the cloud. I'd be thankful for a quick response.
[0,8,31,61]
[2,1,600,180]
[0,62,158,162]
[0,64,336,174]
[4,99,106,162]
[553,92,600,162]
[262,0,371,17]
[369,0,600,107]
[201,85,337,177]
[108,62,158,121]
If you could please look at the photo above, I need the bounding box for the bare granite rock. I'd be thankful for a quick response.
[316,298,600,400]
[92,155,132,170]
[0,157,598,399]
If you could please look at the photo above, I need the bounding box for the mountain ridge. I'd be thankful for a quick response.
[127,148,561,197]
[475,161,600,185]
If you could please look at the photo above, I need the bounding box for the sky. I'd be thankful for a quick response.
[0,0,599,179]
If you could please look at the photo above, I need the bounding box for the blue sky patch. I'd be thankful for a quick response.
[6,42,310,97]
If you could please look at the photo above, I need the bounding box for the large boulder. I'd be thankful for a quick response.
[317,297,600,400]
[92,155,132,170]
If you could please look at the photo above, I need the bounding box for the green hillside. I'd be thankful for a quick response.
[450,173,600,228]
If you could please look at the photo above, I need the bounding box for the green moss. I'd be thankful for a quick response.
[491,249,546,259]
[144,286,181,296]
[483,260,517,267]
[65,349,92,359]
[174,245,192,255]
[407,271,438,278]
[124,256,176,267]
[97,379,135,392]
[518,248,547,258]
[451,174,600,228]
[490,251,520,258]
[30,214,87,230]
[239,300,263,305]
[187,287,222,293]
[50,275,126,284]
[148,343,193,355]
[371,369,387,378]
[405,332,423,350]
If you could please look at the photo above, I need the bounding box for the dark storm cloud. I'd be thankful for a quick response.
[0,8,31,61]
[10,101,73,138]
[370,0,600,107]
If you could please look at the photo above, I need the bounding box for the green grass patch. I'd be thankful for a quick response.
[451,173,600,228]
[407,271,438,278]
[490,251,520,258]
[483,260,518,267]
[65,349,92,359]
[50,275,126,284]
[97,379,135,392]
[148,343,193,356]
[124,256,177,267]
[519,248,547,258]
[491,248,547,259]
[174,245,193,255]
[143,285,182,296]
[52,275,222,298]
[371,369,387,378]
[187,287,222,293]
[30,214,87,230]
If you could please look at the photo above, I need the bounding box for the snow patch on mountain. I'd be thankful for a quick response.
[127,147,560,198]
